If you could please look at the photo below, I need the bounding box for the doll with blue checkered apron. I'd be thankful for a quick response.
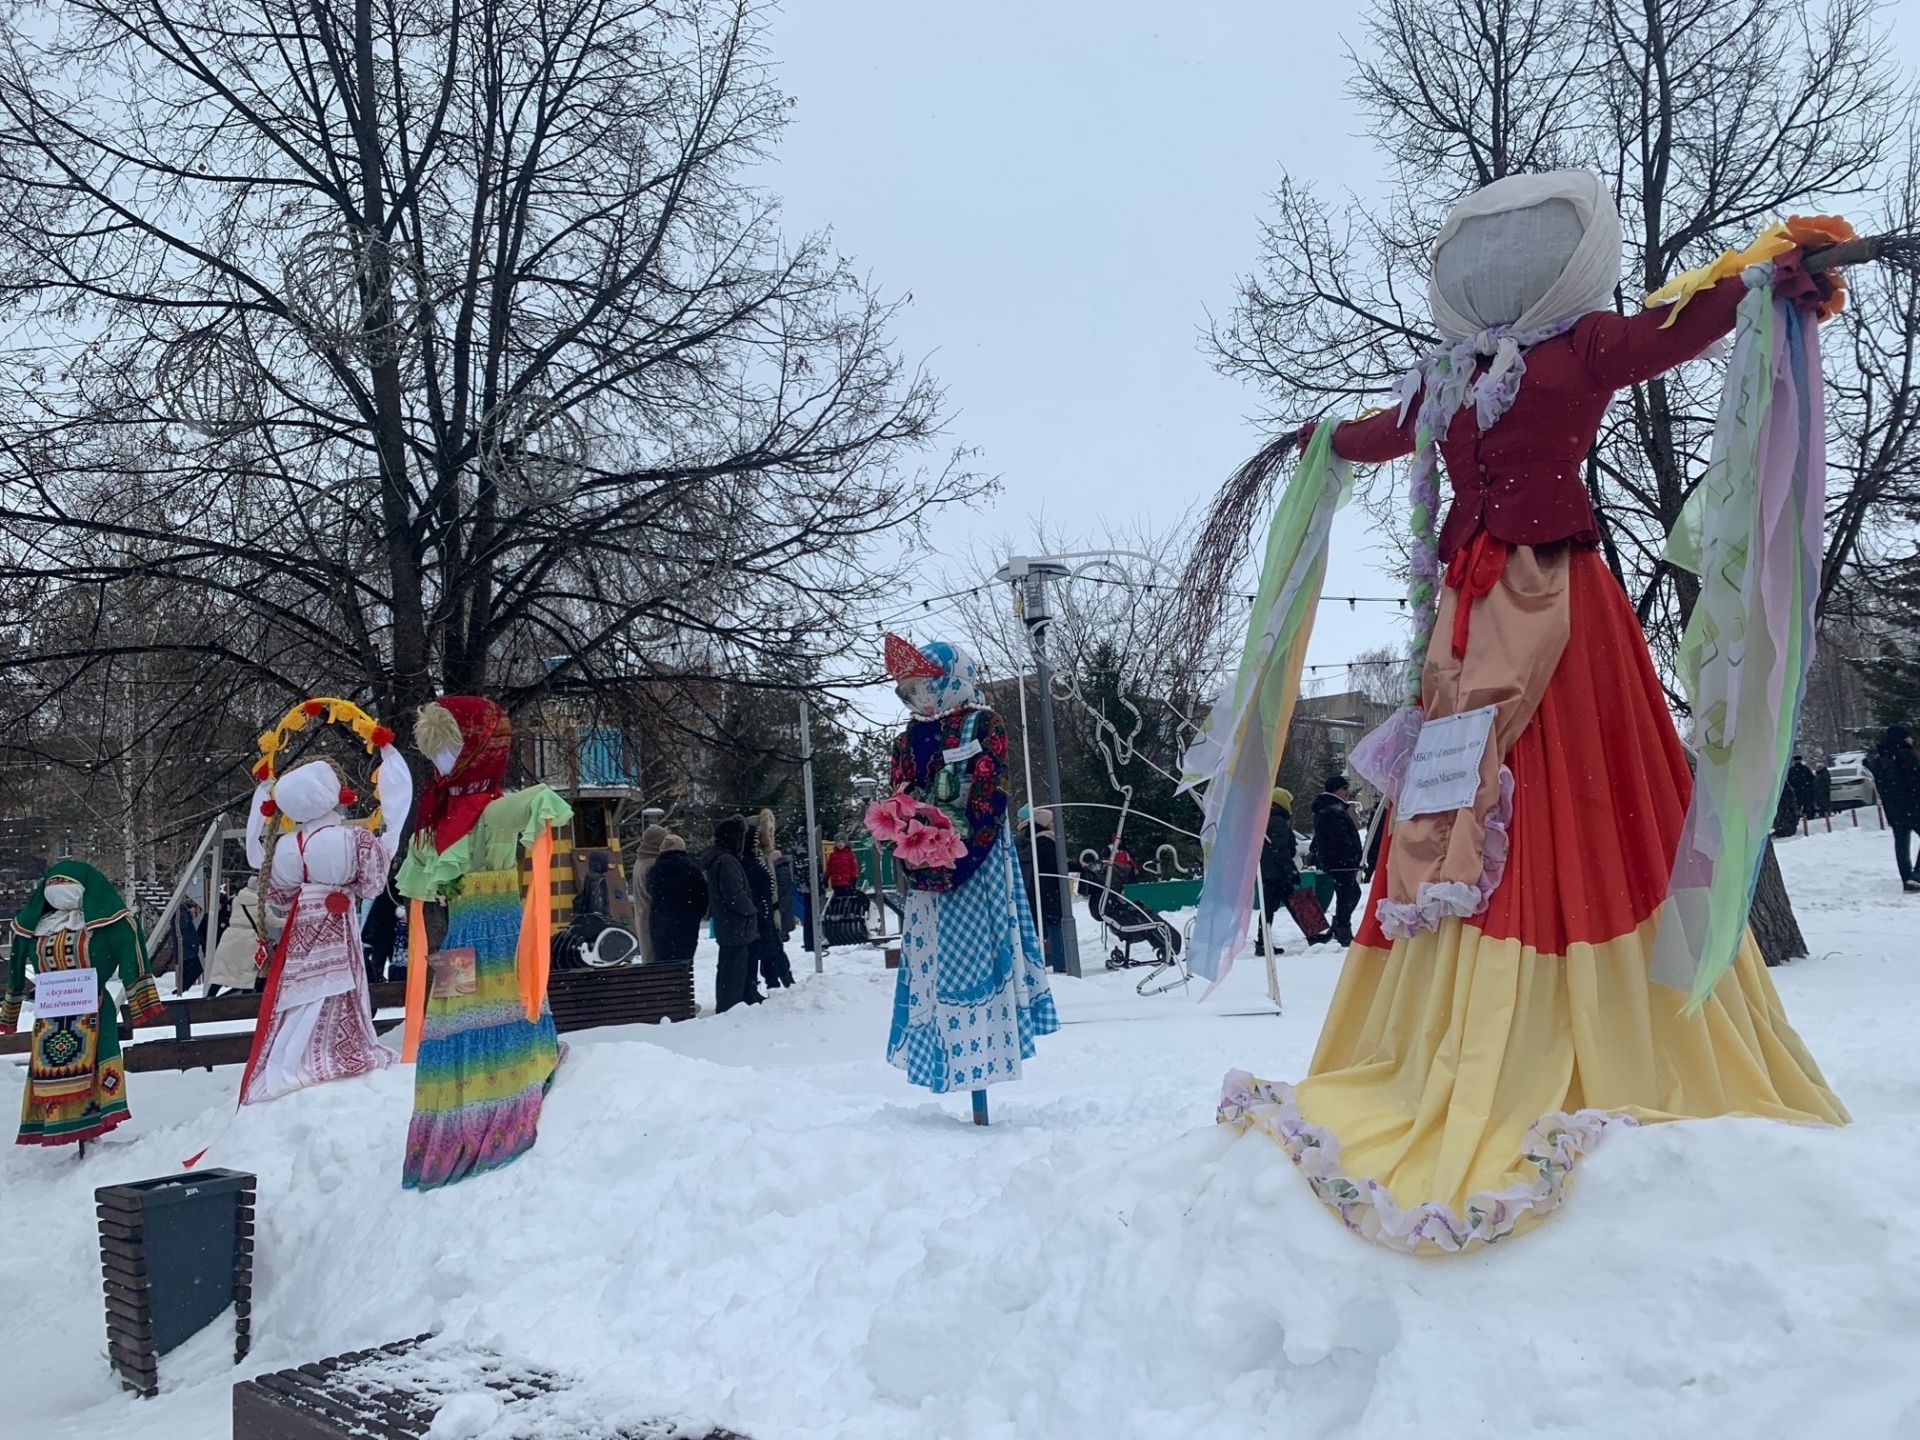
[878,636,1058,1122]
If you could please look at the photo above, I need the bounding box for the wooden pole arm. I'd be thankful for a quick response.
[1805,235,1902,272]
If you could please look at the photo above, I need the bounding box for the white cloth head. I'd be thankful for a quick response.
[44,880,85,911]
[1428,171,1622,349]
[274,760,345,825]
[36,880,88,935]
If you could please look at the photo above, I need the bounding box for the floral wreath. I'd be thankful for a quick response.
[251,697,398,833]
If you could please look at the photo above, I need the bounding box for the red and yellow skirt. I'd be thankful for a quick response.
[1220,548,1846,1252]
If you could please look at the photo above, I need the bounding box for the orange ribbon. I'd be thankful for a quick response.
[402,897,429,1062]
[516,822,554,1024]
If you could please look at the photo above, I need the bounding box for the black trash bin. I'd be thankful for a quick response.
[97,1168,256,1395]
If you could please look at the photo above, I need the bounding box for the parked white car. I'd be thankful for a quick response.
[1827,751,1879,811]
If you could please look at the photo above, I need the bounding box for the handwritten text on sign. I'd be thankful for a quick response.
[1398,706,1498,818]
[32,969,100,1019]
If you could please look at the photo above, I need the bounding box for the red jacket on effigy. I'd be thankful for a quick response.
[1329,275,1752,562]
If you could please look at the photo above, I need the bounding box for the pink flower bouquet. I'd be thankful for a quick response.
[863,790,919,844]
[865,790,970,870]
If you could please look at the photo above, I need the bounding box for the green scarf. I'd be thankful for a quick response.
[9,859,134,937]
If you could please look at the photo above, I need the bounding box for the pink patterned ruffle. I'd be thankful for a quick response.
[1217,1069,1628,1254]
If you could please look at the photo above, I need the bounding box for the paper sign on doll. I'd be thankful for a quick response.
[1398,705,1498,818]
[32,969,100,1019]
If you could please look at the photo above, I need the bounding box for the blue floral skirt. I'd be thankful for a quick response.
[888,835,1059,1093]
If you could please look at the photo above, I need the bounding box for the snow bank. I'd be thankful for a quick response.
[3,823,1917,1438]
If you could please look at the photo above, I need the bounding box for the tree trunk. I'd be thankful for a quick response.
[1748,838,1807,965]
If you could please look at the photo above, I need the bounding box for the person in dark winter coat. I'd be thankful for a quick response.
[1867,724,1920,892]
[645,835,707,963]
[1308,774,1365,947]
[1813,761,1833,818]
[1787,755,1817,822]
[775,853,796,933]
[1772,778,1801,840]
[360,889,398,988]
[743,822,794,990]
[1258,788,1328,952]
[703,816,762,1012]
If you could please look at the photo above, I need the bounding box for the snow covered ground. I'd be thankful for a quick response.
[3,820,1917,1439]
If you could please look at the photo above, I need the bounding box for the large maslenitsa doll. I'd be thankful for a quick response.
[1184,171,1855,1252]
[3,862,164,1146]
[396,696,570,1189]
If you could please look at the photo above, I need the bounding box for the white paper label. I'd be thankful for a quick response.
[1398,706,1498,818]
[943,740,983,765]
[32,970,100,1019]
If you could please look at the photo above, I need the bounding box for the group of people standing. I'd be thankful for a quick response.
[1782,754,1835,825]
[690,809,798,1013]
[1259,775,1369,951]
[1772,727,1920,895]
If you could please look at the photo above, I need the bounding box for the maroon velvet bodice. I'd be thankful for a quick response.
[1331,276,1749,561]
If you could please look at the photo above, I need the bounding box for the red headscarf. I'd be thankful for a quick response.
[415,696,512,852]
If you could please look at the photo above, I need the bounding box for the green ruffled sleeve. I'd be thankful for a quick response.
[471,786,573,871]
[396,832,474,900]
[399,787,573,893]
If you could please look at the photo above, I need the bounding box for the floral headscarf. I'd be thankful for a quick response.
[414,696,512,852]
[897,641,987,719]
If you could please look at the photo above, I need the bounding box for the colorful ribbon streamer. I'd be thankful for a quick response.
[1179,422,1352,985]
[1652,275,1825,1009]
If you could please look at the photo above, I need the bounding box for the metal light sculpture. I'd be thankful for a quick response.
[281,227,419,353]
[154,330,267,439]
[481,390,590,502]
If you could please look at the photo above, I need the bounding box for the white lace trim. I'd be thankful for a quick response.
[1217,1069,1629,1254]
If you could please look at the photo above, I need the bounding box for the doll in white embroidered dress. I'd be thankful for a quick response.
[238,756,411,1104]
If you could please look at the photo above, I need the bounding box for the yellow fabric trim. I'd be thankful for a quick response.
[1271,913,1844,1226]
[1646,224,1796,328]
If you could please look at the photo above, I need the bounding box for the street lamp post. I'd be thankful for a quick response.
[995,556,1082,978]
[799,697,826,973]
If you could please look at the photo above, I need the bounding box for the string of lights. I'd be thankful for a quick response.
[868,571,1409,630]
[1068,571,1407,607]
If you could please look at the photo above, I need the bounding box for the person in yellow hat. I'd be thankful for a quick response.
[1257,787,1330,953]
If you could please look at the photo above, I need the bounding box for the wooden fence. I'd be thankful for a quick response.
[0,965,696,1072]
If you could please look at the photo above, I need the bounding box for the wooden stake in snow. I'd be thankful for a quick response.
[971,1090,989,1126]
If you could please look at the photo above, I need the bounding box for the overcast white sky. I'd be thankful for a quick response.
[761,2,1920,696]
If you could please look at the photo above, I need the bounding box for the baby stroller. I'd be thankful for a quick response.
[821,888,873,947]
[1080,857,1190,996]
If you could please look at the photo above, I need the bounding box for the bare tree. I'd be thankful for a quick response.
[0,0,978,873]
[945,521,1235,862]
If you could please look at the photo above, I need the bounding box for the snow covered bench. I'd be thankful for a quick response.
[232,1337,748,1439]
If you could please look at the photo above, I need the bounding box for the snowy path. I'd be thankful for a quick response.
[3,823,1917,1438]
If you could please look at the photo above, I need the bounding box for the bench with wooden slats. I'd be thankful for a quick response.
[231,1336,750,1439]
[547,963,695,1032]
